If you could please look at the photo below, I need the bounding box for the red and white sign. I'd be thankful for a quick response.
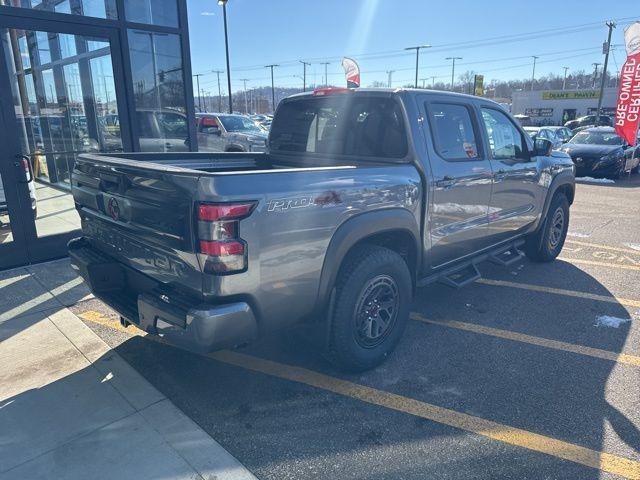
[341,57,360,88]
[615,22,640,146]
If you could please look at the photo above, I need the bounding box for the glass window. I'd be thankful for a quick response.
[270,96,408,158]
[35,31,51,65]
[218,115,263,133]
[18,35,30,69]
[58,34,77,59]
[481,108,528,160]
[428,103,479,160]
[0,0,117,19]
[128,30,187,152]
[0,172,15,244]
[125,0,178,27]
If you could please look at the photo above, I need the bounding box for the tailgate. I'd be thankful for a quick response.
[71,154,203,297]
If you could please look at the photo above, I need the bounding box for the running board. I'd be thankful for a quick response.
[488,245,525,267]
[438,263,481,289]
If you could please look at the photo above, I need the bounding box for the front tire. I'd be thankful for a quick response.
[326,245,412,372]
[525,193,569,262]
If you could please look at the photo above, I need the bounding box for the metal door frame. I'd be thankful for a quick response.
[0,13,131,267]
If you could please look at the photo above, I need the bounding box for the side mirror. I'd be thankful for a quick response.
[205,126,221,136]
[533,137,553,157]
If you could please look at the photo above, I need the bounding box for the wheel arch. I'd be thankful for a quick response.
[314,209,421,317]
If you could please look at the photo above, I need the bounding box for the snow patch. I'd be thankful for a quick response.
[594,315,631,328]
[568,232,591,238]
[577,177,616,184]
[624,243,640,252]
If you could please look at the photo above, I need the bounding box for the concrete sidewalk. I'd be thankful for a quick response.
[0,261,257,480]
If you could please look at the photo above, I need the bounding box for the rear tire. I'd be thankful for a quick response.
[325,245,412,372]
[525,193,569,262]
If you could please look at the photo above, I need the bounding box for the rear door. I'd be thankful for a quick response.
[71,155,203,296]
[478,106,541,244]
[419,96,494,269]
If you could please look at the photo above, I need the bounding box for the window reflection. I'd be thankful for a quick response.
[0,0,117,19]
[0,172,14,245]
[125,0,178,28]
[128,30,188,152]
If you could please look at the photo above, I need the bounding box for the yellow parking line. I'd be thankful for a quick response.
[411,314,640,367]
[558,257,640,272]
[476,278,640,309]
[565,239,640,257]
[78,310,145,336]
[77,309,640,478]
[212,350,640,479]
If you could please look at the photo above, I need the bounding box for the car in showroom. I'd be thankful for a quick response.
[558,126,640,178]
[197,113,268,152]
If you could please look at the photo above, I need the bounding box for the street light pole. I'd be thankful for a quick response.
[446,57,462,91]
[530,56,539,91]
[596,21,616,124]
[405,44,431,88]
[218,0,233,113]
[193,73,203,112]
[299,61,311,92]
[562,66,569,90]
[265,64,278,113]
[240,78,249,114]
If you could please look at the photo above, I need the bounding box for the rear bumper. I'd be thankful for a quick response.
[68,237,258,354]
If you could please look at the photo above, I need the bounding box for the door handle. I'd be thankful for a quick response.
[165,142,174,150]
[14,155,33,184]
[436,175,456,188]
[493,169,507,182]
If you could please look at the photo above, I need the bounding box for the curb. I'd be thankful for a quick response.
[48,308,258,480]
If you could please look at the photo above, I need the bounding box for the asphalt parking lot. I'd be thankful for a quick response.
[70,174,640,480]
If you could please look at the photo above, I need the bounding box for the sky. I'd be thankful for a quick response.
[186,0,640,95]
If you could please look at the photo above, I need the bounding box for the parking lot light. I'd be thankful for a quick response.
[218,0,232,113]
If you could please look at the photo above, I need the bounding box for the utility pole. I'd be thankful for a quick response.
[386,70,395,88]
[213,70,224,112]
[596,21,616,124]
[265,64,278,113]
[431,76,436,88]
[193,74,203,112]
[530,56,539,91]
[562,66,569,90]
[446,57,462,91]
[299,60,311,92]
[420,78,427,88]
[240,78,249,114]
[591,62,602,88]
[320,62,330,87]
[405,44,431,88]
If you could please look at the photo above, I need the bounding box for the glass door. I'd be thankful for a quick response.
[0,17,128,268]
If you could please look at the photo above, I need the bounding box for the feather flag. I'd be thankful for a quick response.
[341,57,360,88]
[615,22,640,145]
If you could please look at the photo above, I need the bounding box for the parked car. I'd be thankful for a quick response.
[558,126,639,178]
[197,113,268,152]
[523,126,563,149]
[564,115,612,132]
[545,126,574,144]
[136,109,190,152]
[70,88,575,372]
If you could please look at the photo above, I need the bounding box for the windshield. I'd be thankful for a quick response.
[568,131,624,146]
[218,115,263,133]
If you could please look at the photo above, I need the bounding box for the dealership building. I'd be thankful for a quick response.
[0,0,198,269]
[511,87,618,126]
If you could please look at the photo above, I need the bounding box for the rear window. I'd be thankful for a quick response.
[270,96,408,159]
[428,103,480,160]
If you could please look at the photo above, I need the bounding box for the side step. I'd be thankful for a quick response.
[438,263,481,289]
[488,245,525,267]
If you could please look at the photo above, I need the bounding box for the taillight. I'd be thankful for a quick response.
[197,202,256,274]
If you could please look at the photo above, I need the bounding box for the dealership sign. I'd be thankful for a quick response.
[542,90,599,100]
[615,22,640,146]
[525,108,553,117]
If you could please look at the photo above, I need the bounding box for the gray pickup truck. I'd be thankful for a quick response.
[69,88,575,371]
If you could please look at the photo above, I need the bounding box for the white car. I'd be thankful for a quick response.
[523,127,564,149]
